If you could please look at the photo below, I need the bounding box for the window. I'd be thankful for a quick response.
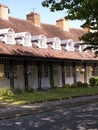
[0,64,4,78]
[54,38,60,50]
[55,38,59,49]
[24,33,31,46]
[42,65,49,78]
[7,29,15,45]
[92,66,98,76]
[69,43,73,50]
[81,45,85,51]
[15,32,32,47]
[4,65,10,79]
[40,36,46,48]
[24,33,29,46]
[66,66,72,77]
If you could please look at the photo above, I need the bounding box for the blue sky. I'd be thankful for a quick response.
[1,0,84,28]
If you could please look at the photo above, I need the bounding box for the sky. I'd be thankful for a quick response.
[1,0,84,28]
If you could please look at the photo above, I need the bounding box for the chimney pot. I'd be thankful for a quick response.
[56,18,69,31]
[26,12,40,26]
[0,4,9,20]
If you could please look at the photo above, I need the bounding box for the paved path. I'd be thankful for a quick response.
[0,102,98,130]
[0,94,98,120]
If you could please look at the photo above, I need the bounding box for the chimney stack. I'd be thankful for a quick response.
[26,12,40,26]
[0,4,9,20]
[56,18,69,31]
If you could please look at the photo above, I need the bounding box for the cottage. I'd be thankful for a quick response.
[0,4,97,90]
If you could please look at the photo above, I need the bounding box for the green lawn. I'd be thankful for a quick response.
[0,87,98,105]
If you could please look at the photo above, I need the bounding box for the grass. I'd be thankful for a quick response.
[0,87,98,105]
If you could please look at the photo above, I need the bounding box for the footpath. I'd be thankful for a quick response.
[0,94,98,120]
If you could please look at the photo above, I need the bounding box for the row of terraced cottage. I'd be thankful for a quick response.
[0,4,98,90]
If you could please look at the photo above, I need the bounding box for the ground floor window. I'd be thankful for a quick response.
[4,64,10,79]
[66,66,72,77]
[92,66,98,76]
[42,65,49,78]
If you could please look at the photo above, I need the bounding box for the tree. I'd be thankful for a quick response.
[42,0,98,55]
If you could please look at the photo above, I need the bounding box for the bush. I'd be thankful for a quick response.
[76,81,83,88]
[70,83,77,88]
[76,81,88,88]
[89,77,96,87]
[63,84,71,88]
[82,83,88,88]
[95,77,98,86]
[0,88,11,96]
[26,87,34,93]
[13,88,23,94]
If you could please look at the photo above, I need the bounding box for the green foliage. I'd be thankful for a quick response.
[89,77,96,87]
[95,77,98,86]
[0,87,98,105]
[42,0,98,53]
[75,81,88,88]
[76,81,83,88]
[82,83,89,88]
[0,88,11,96]
[13,88,23,94]
[63,82,88,88]
[62,84,71,88]
[70,83,77,88]
[50,85,57,89]
[26,87,34,93]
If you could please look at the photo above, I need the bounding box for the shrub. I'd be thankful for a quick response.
[89,77,96,87]
[82,83,88,88]
[26,87,34,93]
[63,84,71,88]
[70,83,77,88]
[95,77,98,86]
[13,88,23,94]
[76,81,83,88]
[0,88,11,96]
[50,86,58,90]
[76,81,88,88]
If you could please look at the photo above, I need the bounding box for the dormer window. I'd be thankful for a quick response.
[15,32,32,47]
[31,34,47,49]
[74,42,87,52]
[47,37,61,50]
[0,28,15,45]
[61,39,74,51]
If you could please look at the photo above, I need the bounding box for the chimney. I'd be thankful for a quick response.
[0,4,9,20]
[26,12,40,26]
[56,18,69,31]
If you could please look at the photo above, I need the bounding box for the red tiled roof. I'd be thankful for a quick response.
[0,17,86,42]
[0,42,97,61]
[0,17,96,61]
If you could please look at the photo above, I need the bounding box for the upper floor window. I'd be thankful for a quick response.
[0,28,15,45]
[31,35,47,49]
[47,37,61,50]
[61,39,74,51]
[40,35,47,48]
[7,29,15,45]
[24,33,31,46]
[54,37,61,50]
[74,42,87,52]
[15,32,32,47]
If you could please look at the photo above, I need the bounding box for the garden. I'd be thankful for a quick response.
[0,77,98,105]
